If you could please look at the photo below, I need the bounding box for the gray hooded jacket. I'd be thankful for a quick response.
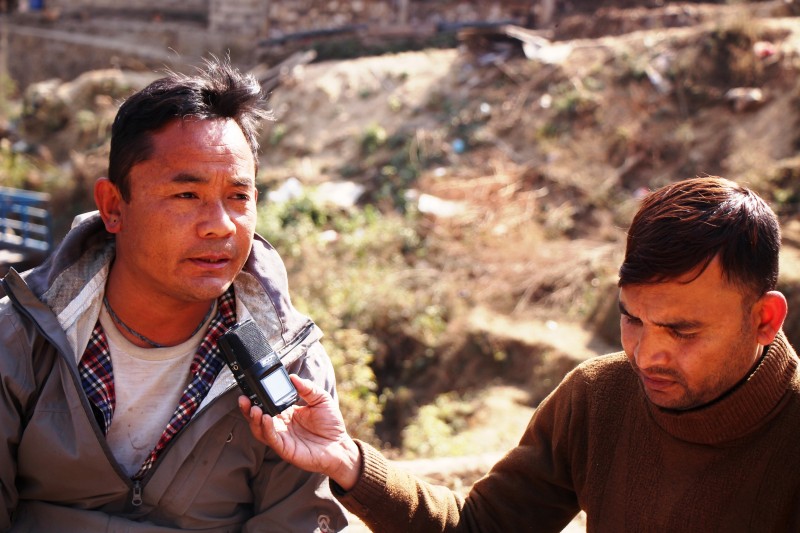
[0,213,348,532]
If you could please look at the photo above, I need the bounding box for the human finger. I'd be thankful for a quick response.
[289,374,332,407]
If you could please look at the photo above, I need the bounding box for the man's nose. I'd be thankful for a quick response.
[198,200,236,238]
[634,329,669,369]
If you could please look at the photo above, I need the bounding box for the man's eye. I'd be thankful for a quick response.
[622,315,641,327]
[671,330,697,340]
[176,192,198,199]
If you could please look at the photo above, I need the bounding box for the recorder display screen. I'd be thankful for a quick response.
[261,368,295,404]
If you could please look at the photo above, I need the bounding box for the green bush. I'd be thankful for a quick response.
[257,192,438,443]
[401,392,473,458]
[0,139,64,191]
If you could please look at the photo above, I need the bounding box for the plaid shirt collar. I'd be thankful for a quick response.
[79,287,237,480]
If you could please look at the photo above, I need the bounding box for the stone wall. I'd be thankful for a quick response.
[209,0,268,38]
[4,19,219,89]
[40,0,533,39]
[45,0,207,16]
[3,0,535,89]
[262,1,532,38]
[5,0,744,90]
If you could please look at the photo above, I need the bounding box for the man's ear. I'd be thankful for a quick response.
[94,177,123,234]
[755,291,788,346]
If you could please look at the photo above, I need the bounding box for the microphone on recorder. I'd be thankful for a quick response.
[218,319,298,416]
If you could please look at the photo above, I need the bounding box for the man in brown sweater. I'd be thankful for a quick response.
[241,176,800,532]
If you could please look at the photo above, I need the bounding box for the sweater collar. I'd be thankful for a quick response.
[646,331,798,445]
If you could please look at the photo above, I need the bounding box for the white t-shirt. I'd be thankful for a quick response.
[100,304,215,477]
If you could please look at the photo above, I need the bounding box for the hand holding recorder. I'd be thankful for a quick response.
[238,375,363,492]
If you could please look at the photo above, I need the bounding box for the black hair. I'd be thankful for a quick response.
[619,176,781,298]
[108,57,271,201]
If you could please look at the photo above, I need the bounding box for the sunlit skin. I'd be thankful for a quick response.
[94,118,258,347]
[238,375,363,491]
[619,257,787,410]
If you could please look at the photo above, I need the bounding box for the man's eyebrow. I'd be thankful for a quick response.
[657,318,704,331]
[171,173,204,184]
[230,176,255,187]
[618,300,703,330]
[170,173,253,187]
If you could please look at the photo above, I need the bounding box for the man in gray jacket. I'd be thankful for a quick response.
[0,58,347,531]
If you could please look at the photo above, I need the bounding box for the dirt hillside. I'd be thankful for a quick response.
[257,0,800,359]
[7,3,800,531]
[251,5,800,529]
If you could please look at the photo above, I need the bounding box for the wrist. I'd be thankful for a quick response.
[331,437,362,491]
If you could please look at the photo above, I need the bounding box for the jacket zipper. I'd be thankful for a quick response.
[124,321,319,507]
[3,275,144,504]
[131,479,143,506]
[5,275,318,509]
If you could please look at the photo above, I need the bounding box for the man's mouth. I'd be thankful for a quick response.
[639,371,678,392]
[189,254,232,267]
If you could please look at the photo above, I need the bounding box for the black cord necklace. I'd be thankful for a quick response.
[102,296,215,349]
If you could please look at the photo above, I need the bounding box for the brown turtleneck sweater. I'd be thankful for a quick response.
[336,332,800,532]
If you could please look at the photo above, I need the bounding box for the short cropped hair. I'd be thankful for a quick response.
[108,57,271,201]
[619,176,781,298]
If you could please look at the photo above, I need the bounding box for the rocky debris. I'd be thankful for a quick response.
[20,68,158,160]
